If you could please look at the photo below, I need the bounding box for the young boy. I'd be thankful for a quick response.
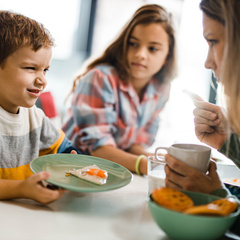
[0,11,81,204]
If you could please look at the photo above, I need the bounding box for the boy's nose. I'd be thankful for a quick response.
[35,76,47,88]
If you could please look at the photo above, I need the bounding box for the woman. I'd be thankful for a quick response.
[62,4,177,175]
[165,0,240,197]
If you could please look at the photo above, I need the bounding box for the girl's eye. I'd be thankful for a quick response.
[149,46,158,52]
[128,41,137,47]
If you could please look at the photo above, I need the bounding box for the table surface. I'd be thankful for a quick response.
[0,172,240,240]
[0,174,168,240]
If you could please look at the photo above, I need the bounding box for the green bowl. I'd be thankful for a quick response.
[148,191,240,240]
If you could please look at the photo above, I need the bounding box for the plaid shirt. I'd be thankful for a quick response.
[62,65,170,153]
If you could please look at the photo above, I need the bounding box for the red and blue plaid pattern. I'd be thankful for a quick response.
[62,65,170,153]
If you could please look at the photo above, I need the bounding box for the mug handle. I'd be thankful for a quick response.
[155,147,169,161]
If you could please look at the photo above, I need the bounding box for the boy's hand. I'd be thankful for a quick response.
[19,171,66,205]
[19,151,76,204]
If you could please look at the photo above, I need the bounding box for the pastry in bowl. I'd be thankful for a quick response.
[184,197,238,216]
[149,188,240,240]
[151,187,194,212]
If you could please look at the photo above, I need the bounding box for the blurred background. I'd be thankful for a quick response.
[1,0,219,151]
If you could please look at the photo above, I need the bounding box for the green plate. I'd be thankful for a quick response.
[30,154,132,192]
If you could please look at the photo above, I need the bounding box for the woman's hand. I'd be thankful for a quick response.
[19,172,66,205]
[164,154,224,194]
[192,95,230,149]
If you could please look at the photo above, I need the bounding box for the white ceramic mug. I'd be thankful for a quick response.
[155,143,211,172]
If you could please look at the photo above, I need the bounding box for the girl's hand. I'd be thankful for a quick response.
[164,154,224,194]
[19,172,66,205]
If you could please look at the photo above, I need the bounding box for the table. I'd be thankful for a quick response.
[1,173,240,240]
[0,174,167,240]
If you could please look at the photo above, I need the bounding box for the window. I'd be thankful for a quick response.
[1,0,81,59]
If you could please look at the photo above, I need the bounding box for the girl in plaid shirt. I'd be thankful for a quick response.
[62,4,177,175]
